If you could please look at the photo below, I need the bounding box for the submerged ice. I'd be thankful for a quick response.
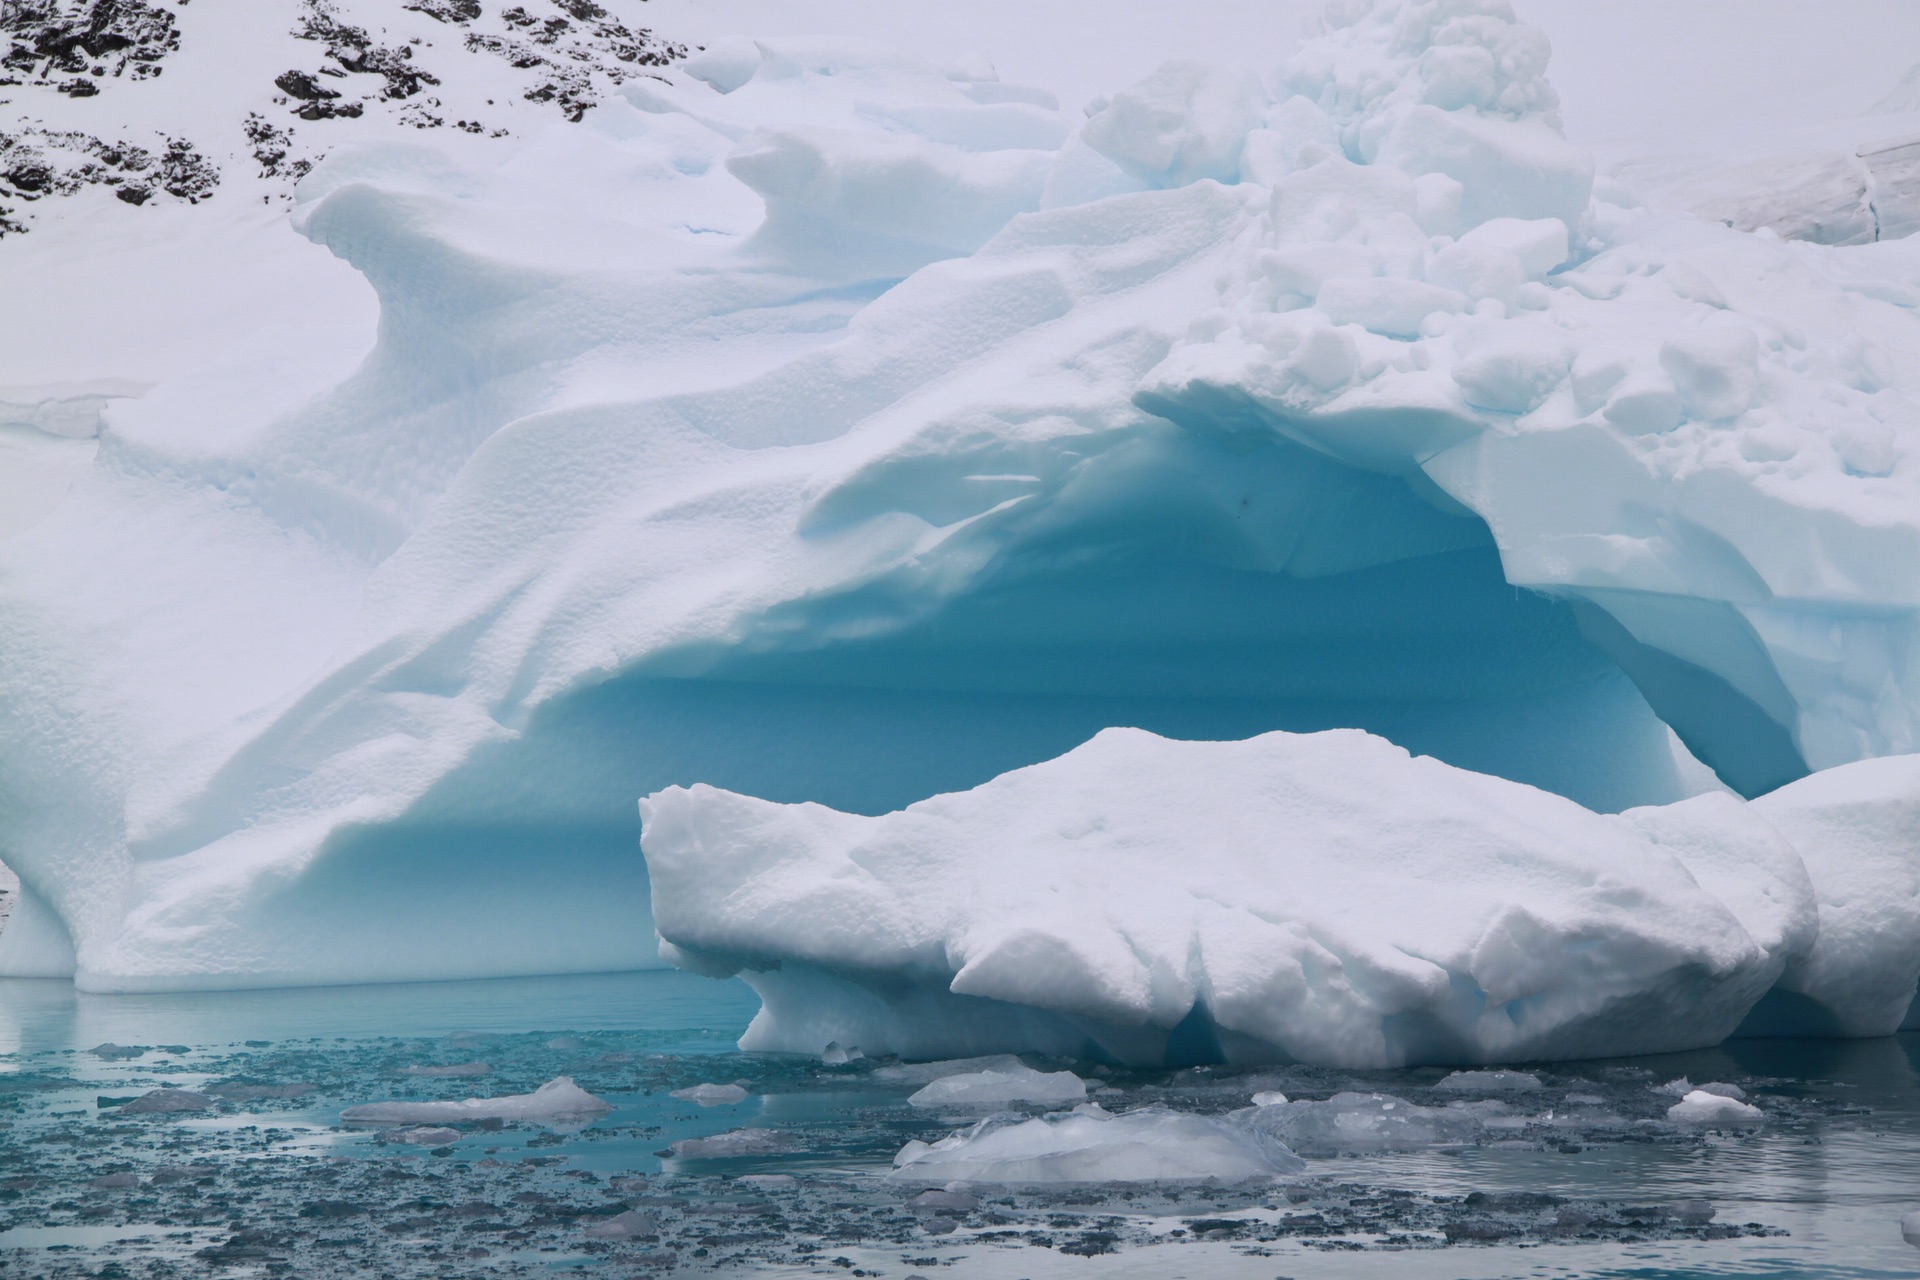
[0,0,1918,1037]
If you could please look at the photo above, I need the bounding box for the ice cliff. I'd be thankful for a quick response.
[3,0,1920,1028]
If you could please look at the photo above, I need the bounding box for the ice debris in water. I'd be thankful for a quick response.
[820,1043,863,1066]
[665,1128,801,1160]
[91,1172,141,1189]
[1244,1091,1482,1156]
[119,1089,214,1114]
[378,1126,462,1146]
[908,1065,1087,1110]
[1667,1090,1764,1124]
[1903,1209,1920,1248]
[88,1043,148,1060]
[583,1210,659,1240]
[1436,1070,1544,1093]
[1252,1091,1289,1106]
[341,1077,611,1124]
[671,1083,749,1106]
[208,1082,314,1099]
[403,1061,491,1077]
[891,1103,1305,1183]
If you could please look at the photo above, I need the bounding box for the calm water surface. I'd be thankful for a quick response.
[1,970,1918,1278]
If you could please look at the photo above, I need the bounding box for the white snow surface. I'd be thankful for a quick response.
[4,0,1920,1005]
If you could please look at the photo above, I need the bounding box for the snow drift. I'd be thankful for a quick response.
[3,0,1920,1007]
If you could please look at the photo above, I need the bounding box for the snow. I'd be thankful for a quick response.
[4,0,1920,1030]
[339,1075,611,1124]
[891,1103,1306,1184]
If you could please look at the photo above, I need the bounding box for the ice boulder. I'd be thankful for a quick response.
[891,1104,1305,1183]
[643,726,1804,1068]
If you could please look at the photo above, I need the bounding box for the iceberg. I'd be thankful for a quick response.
[2,0,1919,1010]
[642,724,1828,1068]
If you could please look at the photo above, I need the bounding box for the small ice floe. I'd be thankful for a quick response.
[379,1126,462,1146]
[664,1127,800,1159]
[1246,1092,1481,1156]
[1668,1090,1764,1124]
[87,1043,148,1061]
[403,1062,491,1077]
[892,1103,1304,1183]
[119,1089,214,1115]
[907,1065,1085,1110]
[905,1187,980,1212]
[90,1172,141,1189]
[341,1077,612,1124]
[874,1055,1029,1084]
[1902,1208,1920,1247]
[583,1210,658,1240]
[671,1083,749,1107]
[545,1036,589,1051]
[820,1042,863,1066]
[1676,1200,1717,1225]
[737,1174,796,1189]
[1436,1070,1543,1093]
[150,1165,216,1183]
[1251,1090,1289,1107]
[208,1082,314,1100]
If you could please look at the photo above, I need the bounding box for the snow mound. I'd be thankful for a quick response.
[907,1065,1087,1110]
[891,1103,1305,1183]
[339,1076,611,1124]
[643,726,1809,1068]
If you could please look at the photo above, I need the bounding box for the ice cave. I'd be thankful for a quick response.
[5,0,1920,1274]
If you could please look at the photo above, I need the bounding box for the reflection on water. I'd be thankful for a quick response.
[0,970,1917,1278]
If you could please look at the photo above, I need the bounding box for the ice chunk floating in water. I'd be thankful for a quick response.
[3,0,1920,1003]
[340,1076,611,1124]
[892,1104,1306,1183]
[645,727,1920,1068]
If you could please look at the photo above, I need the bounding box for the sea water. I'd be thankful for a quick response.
[2,970,1919,1278]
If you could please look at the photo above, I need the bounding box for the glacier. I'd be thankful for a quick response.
[0,0,1916,1072]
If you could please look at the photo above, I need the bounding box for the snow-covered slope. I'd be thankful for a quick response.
[3,0,1919,1010]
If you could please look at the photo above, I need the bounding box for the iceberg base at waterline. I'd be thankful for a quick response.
[642,726,1920,1070]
